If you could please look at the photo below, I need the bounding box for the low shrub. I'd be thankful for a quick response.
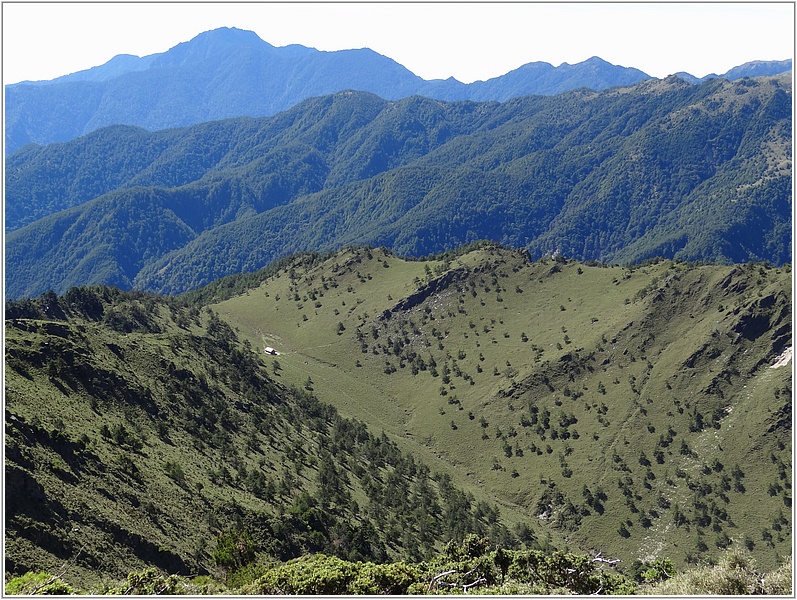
[5,572,75,595]
[644,547,792,595]
[243,554,424,595]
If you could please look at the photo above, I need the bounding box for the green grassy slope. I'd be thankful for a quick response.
[214,245,792,571]
[4,246,791,592]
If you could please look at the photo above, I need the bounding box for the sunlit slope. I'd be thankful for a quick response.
[214,245,791,569]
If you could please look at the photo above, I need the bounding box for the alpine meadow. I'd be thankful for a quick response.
[4,26,793,595]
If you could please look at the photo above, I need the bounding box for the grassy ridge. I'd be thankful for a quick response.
[215,245,792,571]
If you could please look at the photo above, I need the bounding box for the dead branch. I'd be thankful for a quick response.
[591,552,622,566]
[463,576,488,593]
[428,569,458,592]
[428,567,488,594]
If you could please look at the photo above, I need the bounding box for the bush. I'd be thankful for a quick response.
[245,552,533,595]
[640,557,677,583]
[119,568,187,595]
[245,554,359,594]
[645,547,791,595]
[348,560,425,594]
[5,572,75,595]
[505,549,634,595]
[213,529,256,571]
[163,460,185,483]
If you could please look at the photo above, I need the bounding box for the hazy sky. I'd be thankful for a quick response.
[2,2,794,85]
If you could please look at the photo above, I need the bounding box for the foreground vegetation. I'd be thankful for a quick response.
[5,537,791,595]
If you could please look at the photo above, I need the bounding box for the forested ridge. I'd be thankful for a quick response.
[6,73,792,299]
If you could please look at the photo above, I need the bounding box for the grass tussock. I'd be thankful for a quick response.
[643,547,792,595]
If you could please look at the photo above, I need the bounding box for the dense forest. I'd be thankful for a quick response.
[6,73,792,299]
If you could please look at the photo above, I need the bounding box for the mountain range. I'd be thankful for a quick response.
[3,24,793,595]
[4,27,791,154]
[6,72,792,299]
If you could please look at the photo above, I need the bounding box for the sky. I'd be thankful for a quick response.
[2,2,794,85]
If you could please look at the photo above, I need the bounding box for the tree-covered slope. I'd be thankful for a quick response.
[6,74,791,299]
[4,285,540,591]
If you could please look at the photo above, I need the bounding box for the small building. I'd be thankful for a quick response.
[264,346,278,355]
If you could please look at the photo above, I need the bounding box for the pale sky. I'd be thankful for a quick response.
[2,2,794,86]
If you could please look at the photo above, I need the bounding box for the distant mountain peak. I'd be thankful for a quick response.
[722,58,792,79]
[554,56,611,68]
[153,27,274,62]
[582,56,611,65]
[189,26,269,46]
[156,27,272,65]
[674,58,792,84]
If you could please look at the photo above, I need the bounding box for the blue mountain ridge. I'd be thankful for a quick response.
[5,26,791,154]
